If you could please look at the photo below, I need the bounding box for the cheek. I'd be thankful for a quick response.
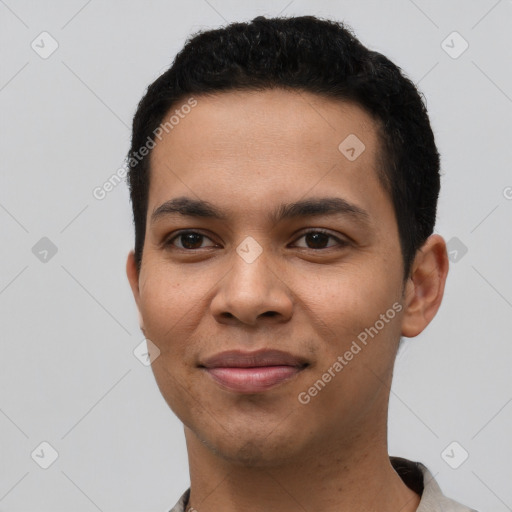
[298,257,402,368]
[297,267,402,418]
[138,268,190,346]
[309,260,399,322]
[138,263,217,372]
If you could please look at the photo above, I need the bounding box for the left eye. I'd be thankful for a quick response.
[292,230,347,250]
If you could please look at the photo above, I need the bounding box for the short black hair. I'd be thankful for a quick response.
[127,15,440,280]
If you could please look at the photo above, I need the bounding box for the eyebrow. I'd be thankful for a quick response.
[150,196,371,226]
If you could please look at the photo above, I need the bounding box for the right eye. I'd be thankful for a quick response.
[164,230,218,250]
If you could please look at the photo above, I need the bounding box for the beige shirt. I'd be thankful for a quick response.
[168,457,478,512]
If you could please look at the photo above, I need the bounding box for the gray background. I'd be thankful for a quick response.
[1,0,511,510]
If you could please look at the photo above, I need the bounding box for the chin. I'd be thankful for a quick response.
[198,424,305,468]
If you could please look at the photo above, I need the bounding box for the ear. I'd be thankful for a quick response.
[126,250,146,335]
[401,234,449,338]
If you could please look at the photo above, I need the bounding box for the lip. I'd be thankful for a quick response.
[199,349,309,393]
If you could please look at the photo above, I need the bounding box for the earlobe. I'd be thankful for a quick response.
[400,234,449,338]
[138,311,146,336]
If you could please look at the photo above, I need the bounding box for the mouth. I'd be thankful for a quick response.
[199,349,309,393]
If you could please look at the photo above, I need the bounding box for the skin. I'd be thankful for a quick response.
[126,89,449,512]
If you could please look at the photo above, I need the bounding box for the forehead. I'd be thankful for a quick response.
[147,89,388,224]
[151,89,381,164]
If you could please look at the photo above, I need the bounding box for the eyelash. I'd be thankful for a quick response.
[163,229,349,251]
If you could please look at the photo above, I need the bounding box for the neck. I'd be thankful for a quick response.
[183,426,420,512]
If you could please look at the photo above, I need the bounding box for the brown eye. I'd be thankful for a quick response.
[293,230,348,250]
[165,231,216,250]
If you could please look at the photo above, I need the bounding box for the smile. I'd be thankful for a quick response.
[202,365,306,393]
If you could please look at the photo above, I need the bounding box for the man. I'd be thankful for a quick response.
[125,15,478,512]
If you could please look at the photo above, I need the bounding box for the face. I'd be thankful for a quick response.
[127,89,413,466]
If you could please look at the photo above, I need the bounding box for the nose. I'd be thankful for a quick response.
[209,243,294,327]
